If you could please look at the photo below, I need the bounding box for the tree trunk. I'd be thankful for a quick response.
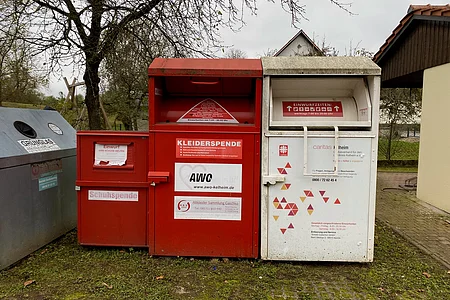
[386,121,395,160]
[83,59,103,129]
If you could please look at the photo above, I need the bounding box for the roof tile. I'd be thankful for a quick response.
[374,5,450,62]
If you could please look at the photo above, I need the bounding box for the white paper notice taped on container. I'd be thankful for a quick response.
[177,98,239,123]
[94,144,127,166]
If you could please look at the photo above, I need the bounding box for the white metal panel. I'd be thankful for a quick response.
[264,136,374,261]
[261,60,380,262]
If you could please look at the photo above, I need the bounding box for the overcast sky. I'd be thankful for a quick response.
[219,0,450,57]
[47,1,449,96]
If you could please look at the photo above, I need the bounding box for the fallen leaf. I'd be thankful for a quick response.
[24,280,35,287]
[423,272,431,278]
[418,289,425,292]
[40,249,48,255]
[156,276,164,280]
[102,282,113,289]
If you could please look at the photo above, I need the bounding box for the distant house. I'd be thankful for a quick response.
[374,4,450,213]
[275,30,324,57]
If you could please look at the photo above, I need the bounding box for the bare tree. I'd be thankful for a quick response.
[380,88,422,160]
[224,48,247,58]
[102,20,189,130]
[9,0,353,129]
[0,5,45,106]
[258,48,278,57]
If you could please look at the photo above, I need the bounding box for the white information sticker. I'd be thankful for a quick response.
[175,163,242,193]
[174,196,241,220]
[88,190,138,202]
[18,138,60,153]
[94,144,127,166]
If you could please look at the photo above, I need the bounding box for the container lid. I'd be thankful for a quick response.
[0,108,76,168]
[261,56,381,76]
[148,58,262,77]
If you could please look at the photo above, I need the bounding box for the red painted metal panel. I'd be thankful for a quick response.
[148,58,262,77]
[77,132,149,247]
[150,132,259,257]
[148,58,262,258]
[77,132,148,182]
[78,187,147,246]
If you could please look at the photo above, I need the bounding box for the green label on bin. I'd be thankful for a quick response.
[39,174,58,191]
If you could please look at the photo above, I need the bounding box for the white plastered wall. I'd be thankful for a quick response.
[417,62,450,213]
[277,36,316,57]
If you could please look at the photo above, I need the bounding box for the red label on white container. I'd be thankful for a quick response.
[279,144,288,156]
[282,101,343,117]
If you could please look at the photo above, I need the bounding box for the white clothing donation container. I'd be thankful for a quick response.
[260,57,381,262]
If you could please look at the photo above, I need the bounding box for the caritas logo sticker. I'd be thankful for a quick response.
[283,101,343,117]
[279,144,288,156]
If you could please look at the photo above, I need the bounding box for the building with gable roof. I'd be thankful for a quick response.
[275,30,324,57]
[374,4,450,213]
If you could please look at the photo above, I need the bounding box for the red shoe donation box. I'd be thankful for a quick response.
[77,131,149,247]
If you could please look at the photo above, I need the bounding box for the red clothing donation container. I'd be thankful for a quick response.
[77,131,149,246]
[148,58,262,258]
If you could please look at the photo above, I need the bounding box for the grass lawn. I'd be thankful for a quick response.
[1,223,449,299]
[377,166,418,173]
[378,139,420,161]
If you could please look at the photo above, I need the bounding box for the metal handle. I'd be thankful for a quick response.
[303,126,339,177]
[262,175,286,186]
[190,77,220,85]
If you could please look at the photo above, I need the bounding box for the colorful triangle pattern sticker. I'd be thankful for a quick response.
[272,197,280,208]
[323,197,329,203]
[300,196,307,202]
[281,197,287,203]
[273,215,279,221]
[304,190,314,197]
[285,162,292,169]
[280,228,287,234]
[277,168,287,174]
[307,204,314,215]
[334,198,341,205]
[288,223,294,229]
[319,190,326,196]
[281,184,291,190]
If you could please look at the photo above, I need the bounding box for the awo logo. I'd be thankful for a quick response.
[189,173,212,182]
[177,200,191,212]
